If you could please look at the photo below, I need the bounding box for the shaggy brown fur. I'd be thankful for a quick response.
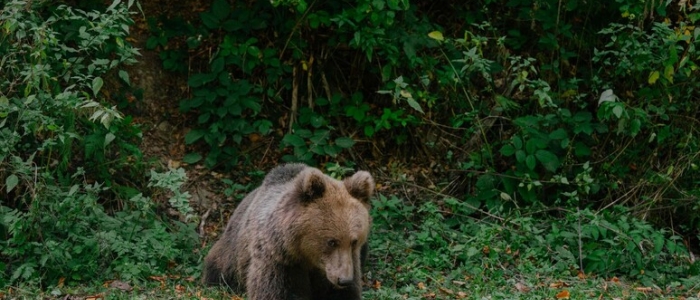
[202,163,374,300]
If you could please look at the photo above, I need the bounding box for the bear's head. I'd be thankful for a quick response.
[288,167,374,288]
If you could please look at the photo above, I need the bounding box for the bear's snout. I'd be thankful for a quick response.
[326,248,355,288]
[338,276,354,287]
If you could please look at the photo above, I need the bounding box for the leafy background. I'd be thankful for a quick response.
[2,0,700,298]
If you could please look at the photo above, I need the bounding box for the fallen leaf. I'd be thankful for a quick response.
[438,287,454,295]
[58,277,65,288]
[149,275,166,289]
[483,245,490,255]
[577,271,586,280]
[550,282,565,288]
[556,289,570,299]
[635,287,653,292]
[85,294,105,300]
[248,133,261,142]
[457,291,468,298]
[610,277,620,283]
[514,282,531,293]
[174,284,186,294]
[417,282,426,290]
[109,280,133,292]
[371,280,381,289]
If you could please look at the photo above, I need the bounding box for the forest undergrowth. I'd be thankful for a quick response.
[2,0,700,298]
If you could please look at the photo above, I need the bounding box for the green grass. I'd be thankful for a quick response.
[4,194,699,299]
[1,276,684,299]
[3,259,693,300]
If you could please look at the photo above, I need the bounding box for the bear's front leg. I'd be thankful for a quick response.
[246,259,312,300]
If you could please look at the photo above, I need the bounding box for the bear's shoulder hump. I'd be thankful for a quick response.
[262,163,309,186]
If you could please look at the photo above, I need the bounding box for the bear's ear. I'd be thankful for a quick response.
[344,171,374,204]
[299,169,326,202]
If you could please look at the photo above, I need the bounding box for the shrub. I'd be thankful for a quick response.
[0,0,198,287]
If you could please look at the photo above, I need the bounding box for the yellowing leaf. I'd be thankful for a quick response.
[664,65,674,83]
[428,31,444,41]
[648,71,660,85]
[555,290,570,299]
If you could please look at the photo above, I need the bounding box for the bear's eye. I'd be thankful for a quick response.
[327,239,339,248]
[351,239,358,247]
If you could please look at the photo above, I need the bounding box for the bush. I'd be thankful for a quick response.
[145,0,700,236]
[162,0,700,278]
[0,0,198,287]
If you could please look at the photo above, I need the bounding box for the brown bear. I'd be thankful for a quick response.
[202,163,374,300]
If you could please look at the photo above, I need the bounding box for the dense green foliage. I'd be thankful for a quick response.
[0,0,198,288]
[3,0,700,296]
[152,0,700,288]
[155,0,700,220]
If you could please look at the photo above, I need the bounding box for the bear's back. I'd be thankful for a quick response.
[262,163,307,186]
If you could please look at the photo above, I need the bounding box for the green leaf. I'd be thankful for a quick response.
[68,184,79,196]
[323,145,339,157]
[515,150,526,163]
[560,138,569,149]
[535,150,560,172]
[212,0,231,20]
[6,174,18,193]
[310,116,324,128]
[282,134,307,147]
[629,118,641,137]
[310,130,330,145]
[118,70,130,86]
[512,136,523,149]
[188,73,215,87]
[500,144,515,156]
[525,155,536,170]
[104,133,116,147]
[428,31,444,41]
[296,129,313,138]
[183,153,203,164]
[648,70,660,85]
[549,128,567,140]
[200,12,220,29]
[185,129,206,144]
[255,119,272,134]
[247,45,261,57]
[335,137,356,149]
[663,65,674,83]
[295,0,308,12]
[652,233,665,255]
[612,104,624,119]
[364,126,375,137]
[525,138,538,154]
[405,97,424,114]
[241,97,262,112]
[211,57,225,73]
[91,77,104,96]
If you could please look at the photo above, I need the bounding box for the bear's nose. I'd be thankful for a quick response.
[338,277,354,287]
